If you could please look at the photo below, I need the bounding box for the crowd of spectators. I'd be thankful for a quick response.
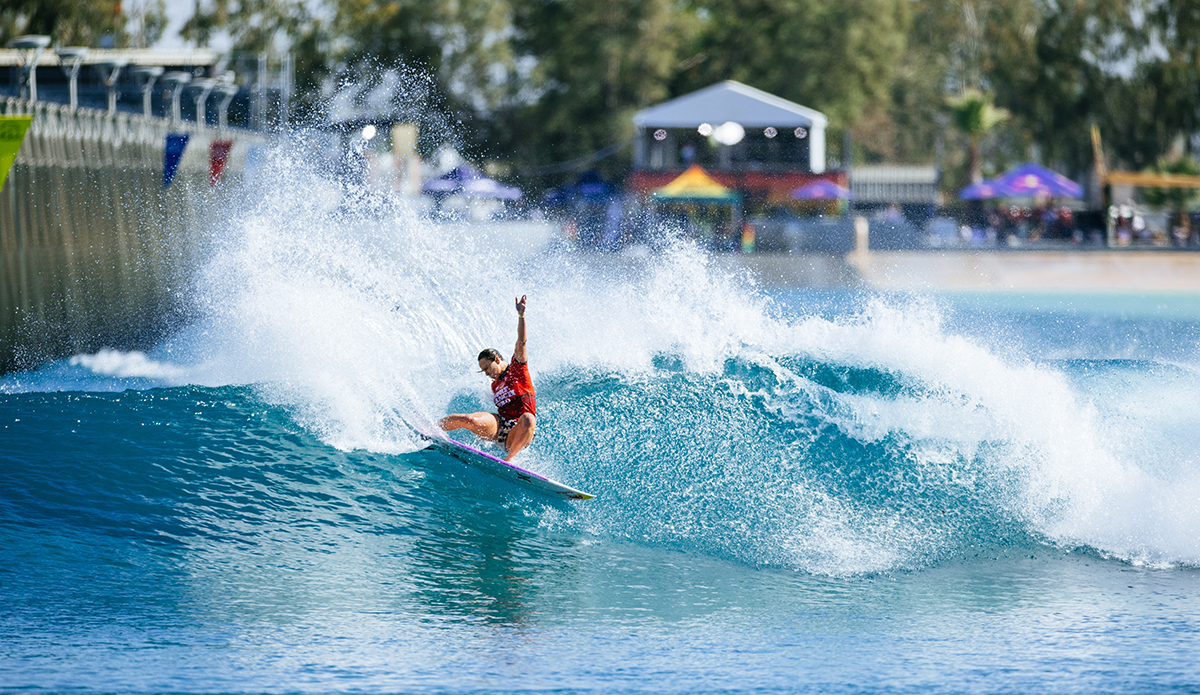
[1109,205,1198,247]
[943,202,1200,248]
[954,204,1102,246]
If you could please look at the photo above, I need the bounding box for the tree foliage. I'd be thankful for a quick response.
[947,88,1008,183]
[884,0,1200,187]
[163,0,1200,188]
[499,0,696,177]
[682,0,909,129]
[180,0,329,119]
[332,0,518,108]
[181,0,320,54]
[1142,154,1200,212]
[1,0,166,48]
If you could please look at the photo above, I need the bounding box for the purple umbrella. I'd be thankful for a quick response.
[421,164,484,194]
[462,177,523,200]
[792,180,853,200]
[994,163,1083,198]
[422,163,522,200]
[959,179,1017,200]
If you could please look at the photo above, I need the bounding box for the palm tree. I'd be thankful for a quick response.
[947,89,1009,184]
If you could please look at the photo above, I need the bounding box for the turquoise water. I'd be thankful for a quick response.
[4,156,1200,692]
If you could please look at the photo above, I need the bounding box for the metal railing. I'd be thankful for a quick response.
[1,97,271,373]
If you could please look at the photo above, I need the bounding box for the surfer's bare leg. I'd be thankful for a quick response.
[503,413,536,461]
[439,413,499,441]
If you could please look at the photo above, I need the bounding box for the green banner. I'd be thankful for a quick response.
[0,116,33,191]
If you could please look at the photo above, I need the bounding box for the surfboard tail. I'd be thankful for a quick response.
[416,428,594,501]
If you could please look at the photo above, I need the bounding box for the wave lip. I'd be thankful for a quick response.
[8,136,1200,577]
[70,349,187,381]
[541,299,1200,575]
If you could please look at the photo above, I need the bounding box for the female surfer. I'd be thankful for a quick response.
[438,295,537,461]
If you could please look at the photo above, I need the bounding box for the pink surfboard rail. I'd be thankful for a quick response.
[417,430,595,501]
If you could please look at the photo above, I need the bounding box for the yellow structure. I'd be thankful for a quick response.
[652,164,739,200]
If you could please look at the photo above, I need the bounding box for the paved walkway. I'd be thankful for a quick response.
[845,249,1200,293]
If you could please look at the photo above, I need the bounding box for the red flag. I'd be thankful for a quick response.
[209,139,233,186]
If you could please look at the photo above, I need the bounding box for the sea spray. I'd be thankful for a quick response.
[8,134,1200,574]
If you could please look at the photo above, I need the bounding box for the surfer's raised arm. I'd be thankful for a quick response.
[513,295,528,364]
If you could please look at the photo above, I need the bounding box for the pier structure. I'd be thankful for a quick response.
[1,96,268,373]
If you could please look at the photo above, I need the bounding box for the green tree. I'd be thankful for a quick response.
[1143,156,1200,230]
[324,0,525,158]
[125,0,169,48]
[496,0,696,179]
[1,0,165,48]
[181,0,331,122]
[882,0,1139,184]
[333,0,515,102]
[681,0,909,134]
[946,88,1007,183]
[985,0,1137,177]
[172,0,1200,197]
[1145,0,1200,135]
[1111,0,1200,168]
[182,0,321,53]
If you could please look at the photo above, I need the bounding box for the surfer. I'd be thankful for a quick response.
[439,295,537,461]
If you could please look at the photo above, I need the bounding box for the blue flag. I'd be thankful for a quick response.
[163,133,189,188]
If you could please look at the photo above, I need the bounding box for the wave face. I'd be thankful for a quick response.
[4,144,1200,578]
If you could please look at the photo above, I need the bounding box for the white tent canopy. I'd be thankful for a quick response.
[633,80,828,129]
[632,80,828,173]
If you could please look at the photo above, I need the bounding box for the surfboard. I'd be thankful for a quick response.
[417,431,595,501]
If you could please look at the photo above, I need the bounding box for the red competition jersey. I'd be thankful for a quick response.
[492,357,536,421]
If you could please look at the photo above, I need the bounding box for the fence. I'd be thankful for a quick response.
[1,97,269,373]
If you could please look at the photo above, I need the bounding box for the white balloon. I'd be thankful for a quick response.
[713,121,745,146]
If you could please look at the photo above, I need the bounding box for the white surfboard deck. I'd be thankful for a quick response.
[417,431,594,501]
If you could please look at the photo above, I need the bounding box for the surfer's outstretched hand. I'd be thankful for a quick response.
[515,295,527,316]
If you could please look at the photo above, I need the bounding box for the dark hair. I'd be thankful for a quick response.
[477,348,502,363]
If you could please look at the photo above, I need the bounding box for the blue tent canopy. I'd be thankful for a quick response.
[575,170,614,200]
[543,170,615,206]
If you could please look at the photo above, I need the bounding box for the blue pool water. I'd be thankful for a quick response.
[3,155,1200,692]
